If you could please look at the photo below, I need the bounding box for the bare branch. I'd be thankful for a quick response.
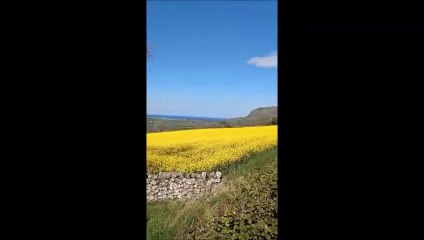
[146,47,152,60]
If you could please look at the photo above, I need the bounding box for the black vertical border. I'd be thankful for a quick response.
[277,3,424,240]
[278,1,305,239]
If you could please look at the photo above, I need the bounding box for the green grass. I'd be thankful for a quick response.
[146,147,278,240]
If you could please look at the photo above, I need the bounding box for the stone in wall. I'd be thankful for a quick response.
[146,171,222,202]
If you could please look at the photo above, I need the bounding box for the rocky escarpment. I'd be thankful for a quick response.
[147,171,223,202]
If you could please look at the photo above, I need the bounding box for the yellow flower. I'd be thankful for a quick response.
[147,126,277,173]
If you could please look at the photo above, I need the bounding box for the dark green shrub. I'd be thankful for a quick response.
[186,155,278,239]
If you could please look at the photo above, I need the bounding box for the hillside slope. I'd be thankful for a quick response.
[247,106,277,120]
[221,106,278,127]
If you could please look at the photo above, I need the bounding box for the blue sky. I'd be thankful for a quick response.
[147,0,277,118]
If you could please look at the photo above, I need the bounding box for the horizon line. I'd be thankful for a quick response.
[147,113,230,119]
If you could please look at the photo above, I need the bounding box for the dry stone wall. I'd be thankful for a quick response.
[147,171,222,201]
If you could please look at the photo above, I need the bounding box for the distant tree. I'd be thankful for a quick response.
[220,120,232,128]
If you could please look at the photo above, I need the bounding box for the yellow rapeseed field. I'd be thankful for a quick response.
[147,125,277,173]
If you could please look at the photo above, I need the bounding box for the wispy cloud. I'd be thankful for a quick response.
[247,51,277,68]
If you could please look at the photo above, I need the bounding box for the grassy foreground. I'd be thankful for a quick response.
[146,147,278,240]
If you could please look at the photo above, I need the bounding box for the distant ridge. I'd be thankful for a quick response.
[146,107,277,133]
[246,106,277,120]
[147,114,227,121]
[221,106,278,127]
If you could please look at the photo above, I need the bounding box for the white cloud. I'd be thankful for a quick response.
[247,51,278,68]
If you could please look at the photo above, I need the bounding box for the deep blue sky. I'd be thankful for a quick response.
[147,0,277,118]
